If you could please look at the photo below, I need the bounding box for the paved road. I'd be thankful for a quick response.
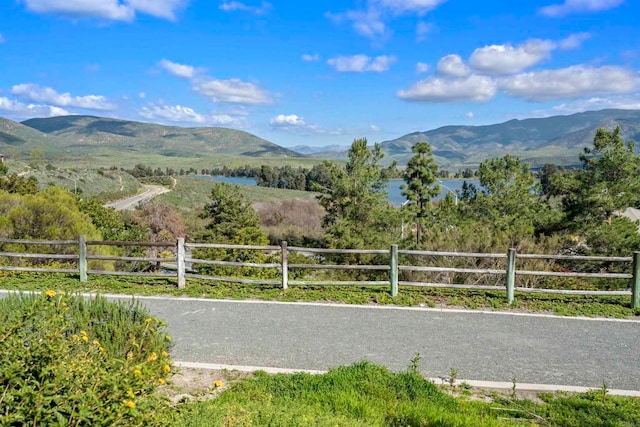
[103,185,169,210]
[127,297,640,391]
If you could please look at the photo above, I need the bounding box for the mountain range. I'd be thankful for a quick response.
[1,109,639,168]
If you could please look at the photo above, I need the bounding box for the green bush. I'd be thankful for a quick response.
[0,291,173,426]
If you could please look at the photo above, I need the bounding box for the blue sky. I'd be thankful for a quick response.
[0,0,638,147]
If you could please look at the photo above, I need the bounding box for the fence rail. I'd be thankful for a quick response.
[0,237,638,308]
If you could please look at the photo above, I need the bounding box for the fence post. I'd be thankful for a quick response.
[281,240,288,290]
[632,251,640,309]
[390,244,398,297]
[506,248,516,304]
[177,237,186,289]
[79,235,87,282]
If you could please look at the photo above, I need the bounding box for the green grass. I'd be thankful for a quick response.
[172,361,640,426]
[2,272,638,319]
[159,176,316,211]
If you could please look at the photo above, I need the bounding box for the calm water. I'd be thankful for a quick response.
[198,176,479,206]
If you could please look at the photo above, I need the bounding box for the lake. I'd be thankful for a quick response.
[197,176,479,206]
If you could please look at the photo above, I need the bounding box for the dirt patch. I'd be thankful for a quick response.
[159,367,253,404]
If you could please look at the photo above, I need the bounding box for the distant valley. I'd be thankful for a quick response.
[1,109,639,168]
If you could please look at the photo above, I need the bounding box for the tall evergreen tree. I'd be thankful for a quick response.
[317,138,399,249]
[401,141,440,244]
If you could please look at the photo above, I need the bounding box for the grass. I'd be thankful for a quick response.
[2,272,639,319]
[158,175,316,212]
[171,361,640,426]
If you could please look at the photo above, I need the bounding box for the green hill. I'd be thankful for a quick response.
[21,115,302,158]
[377,109,640,168]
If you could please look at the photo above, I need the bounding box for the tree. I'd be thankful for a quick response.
[0,173,38,195]
[401,141,440,244]
[199,182,266,246]
[317,138,399,250]
[555,126,640,227]
[470,154,552,245]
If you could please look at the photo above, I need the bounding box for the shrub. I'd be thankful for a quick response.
[0,291,173,426]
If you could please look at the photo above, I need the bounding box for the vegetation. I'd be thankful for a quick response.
[2,273,638,318]
[174,361,640,426]
[0,291,172,425]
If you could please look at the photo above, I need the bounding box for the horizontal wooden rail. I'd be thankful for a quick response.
[289,264,390,270]
[288,280,389,286]
[288,247,388,255]
[0,266,77,273]
[86,240,175,247]
[400,266,505,275]
[0,252,77,260]
[86,255,176,262]
[514,287,631,296]
[186,243,279,251]
[0,238,77,245]
[188,258,279,268]
[399,250,507,258]
[515,270,632,279]
[517,253,632,262]
[399,282,504,291]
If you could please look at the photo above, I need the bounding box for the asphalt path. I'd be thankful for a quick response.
[127,297,640,391]
[103,185,169,210]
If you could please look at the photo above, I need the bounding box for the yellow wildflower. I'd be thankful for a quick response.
[45,290,56,298]
[145,318,153,324]
[126,389,135,398]
[122,400,136,409]
[162,364,171,373]
[158,378,166,385]
[161,351,168,357]
[214,380,224,388]
[134,369,142,377]
[81,336,88,343]
[92,340,100,346]
[147,352,158,362]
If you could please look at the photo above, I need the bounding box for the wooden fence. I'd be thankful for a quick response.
[1,237,638,308]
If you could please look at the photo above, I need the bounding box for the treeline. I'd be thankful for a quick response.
[118,162,478,193]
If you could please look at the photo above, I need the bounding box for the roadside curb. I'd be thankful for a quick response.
[174,361,640,397]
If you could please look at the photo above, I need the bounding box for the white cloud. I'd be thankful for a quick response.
[23,0,134,21]
[415,21,433,40]
[326,9,387,40]
[397,75,497,102]
[437,54,470,77]
[126,0,186,20]
[540,0,624,17]
[534,95,640,116]
[22,0,187,21]
[416,62,429,74]
[558,32,590,50]
[138,92,146,98]
[498,65,639,101]
[11,83,114,110]
[207,114,249,127]
[159,59,196,78]
[194,78,272,104]
[465,112,474,119]
[469,39,556,75]
[0,97,71,117]
[377,0,448,15]
[327,0,447,40]
[139,103,248,127]
[140,104,205,123]
[327,54,395,72]
[219,1,272,15]
[270,114,306,127]
[302,53,321,62]
[370,124,380,132]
